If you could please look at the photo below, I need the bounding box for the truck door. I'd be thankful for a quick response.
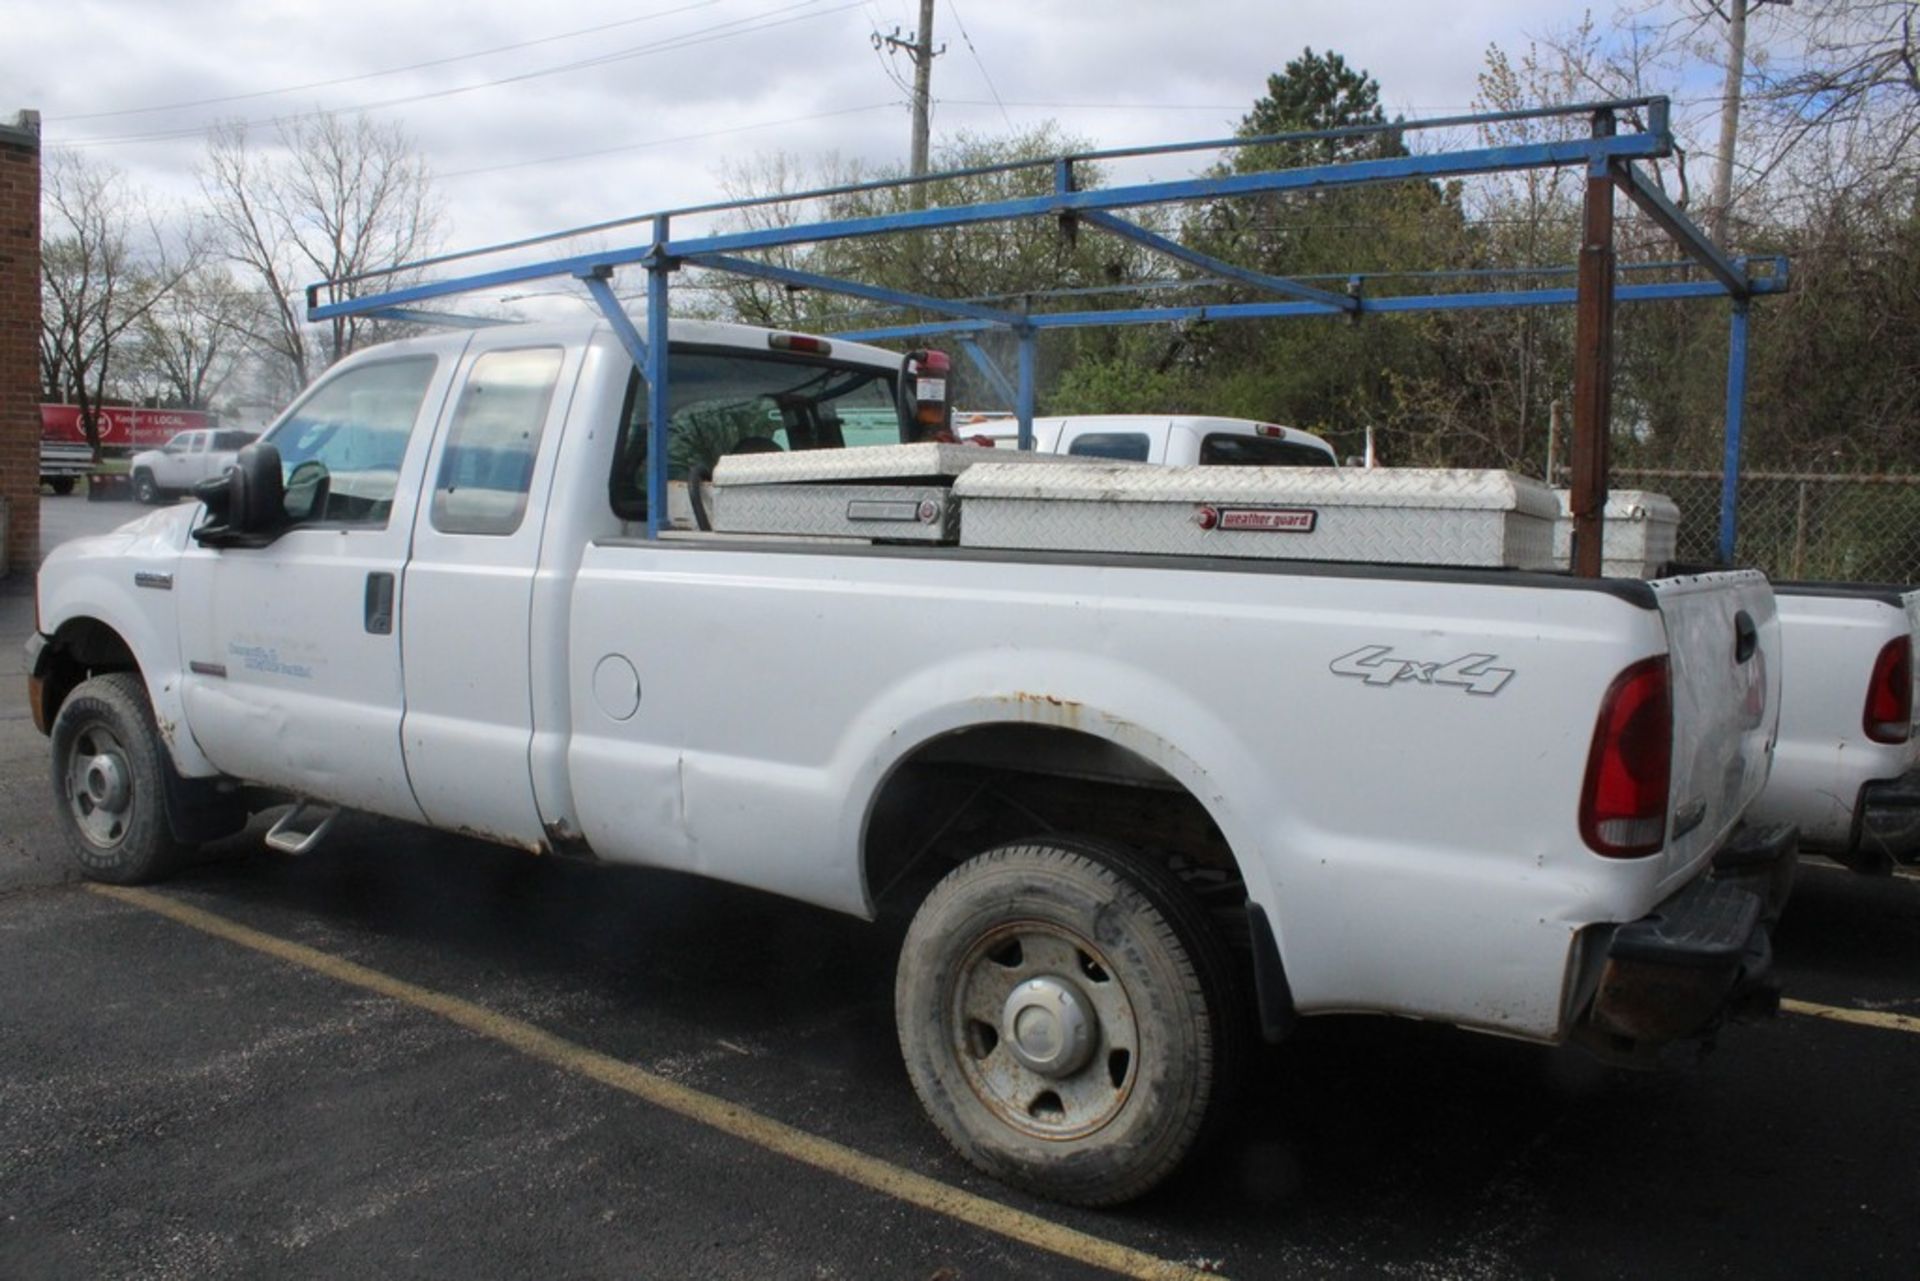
[172,344,463,821]
[398,341,579,848]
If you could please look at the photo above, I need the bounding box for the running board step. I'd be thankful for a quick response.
[264,802,339,856]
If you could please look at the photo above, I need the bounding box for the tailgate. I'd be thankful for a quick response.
[1650,569,1780,881]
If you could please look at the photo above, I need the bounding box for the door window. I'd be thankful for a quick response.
[266,357,439,527]
[187,433,208,454]
[430,347,564,536]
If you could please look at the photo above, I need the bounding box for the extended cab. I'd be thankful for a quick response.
[30,317,1792,1205]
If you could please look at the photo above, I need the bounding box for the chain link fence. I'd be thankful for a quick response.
[1614,469,1920,584]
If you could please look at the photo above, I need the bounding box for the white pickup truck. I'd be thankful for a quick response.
[30,317,1792,1205]
[128,428,258,505]
[960,412,1341,467]
[1747,583,1920,871]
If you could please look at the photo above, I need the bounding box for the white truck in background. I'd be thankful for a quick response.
[128,428,259,505]
[958,413,1341,467]
[1747,583,1920,872]
[30,317,1793,1205]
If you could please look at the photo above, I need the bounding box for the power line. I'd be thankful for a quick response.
[438,101,897,178]
[51,0,859,149]
[944,0,1010,130]
[48,0,729,123]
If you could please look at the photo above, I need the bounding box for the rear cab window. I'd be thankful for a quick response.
[1065,432,1152,462]
[609,345,898,519]
[1198,432,1336,467]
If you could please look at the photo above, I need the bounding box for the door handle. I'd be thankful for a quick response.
[365,572,395,635]
[1733,610,1757,664]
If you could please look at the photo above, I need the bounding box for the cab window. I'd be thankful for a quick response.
[609,346,898,519]
[266,356,438,527]
[1066,432,1152,462]
[431,348,563,537]
[1198,433,1336,467]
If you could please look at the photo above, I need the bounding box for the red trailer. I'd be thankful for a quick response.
[40,404,218,453]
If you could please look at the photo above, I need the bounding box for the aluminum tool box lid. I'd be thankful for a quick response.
[710,441,1078,486]
[706,443,1082,541]
[953,464,1560,569]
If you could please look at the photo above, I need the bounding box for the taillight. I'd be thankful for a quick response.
[1863,638,1913,744]
[1580,656,1672,858]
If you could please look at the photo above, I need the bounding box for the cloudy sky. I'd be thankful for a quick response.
[11,0,1631,293]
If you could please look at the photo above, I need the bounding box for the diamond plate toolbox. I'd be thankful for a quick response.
[953,464,1561,569]
[1553,489,1681,577]
[709,443,1080,542]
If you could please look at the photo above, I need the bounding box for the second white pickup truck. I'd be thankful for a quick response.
[1747,582,1920,871]
[128,428,258,505]
[960,412,1341,467]
[30,316,1793,1204]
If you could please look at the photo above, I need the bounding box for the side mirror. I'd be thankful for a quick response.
[282,459,329,524]
[192,443,286,547]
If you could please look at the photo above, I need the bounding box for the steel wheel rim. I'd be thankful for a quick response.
[950,921,1139,1141]
[65,724,135,849]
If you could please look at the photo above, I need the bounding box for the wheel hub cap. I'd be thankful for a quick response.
[1001,976,1095,1077]
[84,754,130,812]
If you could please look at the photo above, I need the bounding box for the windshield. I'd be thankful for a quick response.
[610,345,899,518]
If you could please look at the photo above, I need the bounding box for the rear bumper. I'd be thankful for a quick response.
[1857,770,1920,867]
[1576,824,1794,1054]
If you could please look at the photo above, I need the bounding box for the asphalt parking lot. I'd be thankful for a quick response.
[4,494,1919,1278]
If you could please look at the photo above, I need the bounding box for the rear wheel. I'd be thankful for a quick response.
[48,476,77,496]
[50,673,187,884]
[895,836,1244,1205]
[131,469,159,505]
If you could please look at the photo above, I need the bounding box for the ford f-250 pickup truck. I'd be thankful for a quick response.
[29,316,1792,1205]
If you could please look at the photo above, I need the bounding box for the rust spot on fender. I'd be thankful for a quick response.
[1002,691,1085,728]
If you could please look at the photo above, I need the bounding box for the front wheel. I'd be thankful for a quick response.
[895,836,1244,1206]
[50,673,187,884]
[131,470,159,504]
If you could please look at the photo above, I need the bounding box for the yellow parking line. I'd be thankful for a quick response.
[1781,998,1920,1036]
[87,884,1213,1281]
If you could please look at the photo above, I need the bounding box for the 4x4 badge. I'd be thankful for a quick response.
[1330,645,1515,695]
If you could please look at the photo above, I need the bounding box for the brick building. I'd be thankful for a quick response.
[1,109,40,575]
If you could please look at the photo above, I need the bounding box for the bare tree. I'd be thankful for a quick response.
[202,112,444,389]
[127,266,253,409]
[39,152,199,457]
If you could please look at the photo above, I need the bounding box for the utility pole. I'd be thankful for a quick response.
[877,0,944,181]
[1709,0,1750,245]
[1709,0,1786,245]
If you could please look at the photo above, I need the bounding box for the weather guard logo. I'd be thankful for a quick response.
[1330,645,1515,696]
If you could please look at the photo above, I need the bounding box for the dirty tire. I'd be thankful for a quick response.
[895,836,1242,1206]
[131,470,159,504]
[50,672,187,884]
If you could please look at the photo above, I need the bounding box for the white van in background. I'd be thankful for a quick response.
[956,414,1341,467]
